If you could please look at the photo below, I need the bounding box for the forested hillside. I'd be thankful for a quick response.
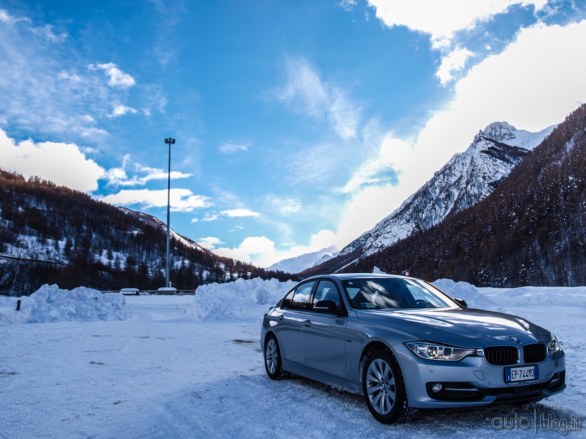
[0,172,291,294]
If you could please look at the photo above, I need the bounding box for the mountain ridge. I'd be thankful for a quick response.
[332,121,554,267]
[304,105,586,286]
[0,172,291,293]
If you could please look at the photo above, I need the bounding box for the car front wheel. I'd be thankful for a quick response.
[362,348,411,424]
[264,335,285,380]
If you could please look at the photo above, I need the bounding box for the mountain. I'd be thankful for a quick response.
[307,105,586,287]
[326,121,554,271]
[0,172,291,294]
[268,245,338,274]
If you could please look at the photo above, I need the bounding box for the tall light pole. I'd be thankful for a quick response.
[164,137,175,288]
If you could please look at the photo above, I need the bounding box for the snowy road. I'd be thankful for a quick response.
[0,287,585,438]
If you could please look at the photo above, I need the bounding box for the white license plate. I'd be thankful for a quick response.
[505,365,539,383]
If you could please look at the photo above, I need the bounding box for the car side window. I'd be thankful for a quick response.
[290,281,315,310]
[312,280,341,310]
[280,290,294,309]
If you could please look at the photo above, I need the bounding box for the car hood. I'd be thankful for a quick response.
[354,307,552,347]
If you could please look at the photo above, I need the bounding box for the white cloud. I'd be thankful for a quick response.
[218,141,251,154]
[198,236,223,250]
[0,9,15,24]
[109,104,138,118]
[331,19,586,250]
[0,128,104,192]
[104,156,191,187]
[89,62,136,88]
[212,228,338,268]
[277,57,360,140]
[436,47,474,86]
[368,0,547,49]
[214,236,277,266]
[101,188,212,212]
[266,195,302,215]
[338,0,357,11]
[191,213,221,223]
[221,209,261,218]
[0,11,139,139]
[191,208,260,222]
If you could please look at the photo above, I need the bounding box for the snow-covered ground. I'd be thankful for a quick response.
[0,280,584,438]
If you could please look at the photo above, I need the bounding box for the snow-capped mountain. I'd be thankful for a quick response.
[269,245,338,274]
[337,121,554,260]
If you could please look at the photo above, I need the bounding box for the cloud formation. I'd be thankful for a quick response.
[88,63,136,88]
[277,57,360,140]
[0,128,104,192]
[436,47,474,85]
[101,188,212,212]
[218,141,251,154]
[211,228,337,268]
[368,0,547,49]
[104,156,192,187]
[221,209,260,218]
[109,104,138,118]
[0,10,141,140]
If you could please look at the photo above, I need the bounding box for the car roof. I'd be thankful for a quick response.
[304,273,408,281]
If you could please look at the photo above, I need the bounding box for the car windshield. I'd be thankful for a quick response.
[343,278,457,310]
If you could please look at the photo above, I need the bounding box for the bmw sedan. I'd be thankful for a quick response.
[261,274,565,424]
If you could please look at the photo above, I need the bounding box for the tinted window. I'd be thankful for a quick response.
[343,278,456,310]
[290,281,315,310]
[312,280,341,308]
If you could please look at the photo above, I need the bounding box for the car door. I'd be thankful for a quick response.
[276,280,316,366]
[302,280,348,379]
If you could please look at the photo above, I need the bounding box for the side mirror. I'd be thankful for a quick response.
[314,299,341,315]
[453,298,468,308]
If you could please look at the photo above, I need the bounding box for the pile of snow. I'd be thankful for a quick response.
[192,277,295,322]
[0,284,132,324]
[479,285,586,308]
[432,278,497,310]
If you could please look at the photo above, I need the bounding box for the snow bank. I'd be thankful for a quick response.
[432,278,497,310]
[479,285,586,308]
[0,284,132,324]
[192,278,295,322]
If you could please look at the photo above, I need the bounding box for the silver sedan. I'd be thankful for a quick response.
[261,273,566,424]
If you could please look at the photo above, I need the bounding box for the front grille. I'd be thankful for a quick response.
[524,343,547,363]
[484,346,518,365]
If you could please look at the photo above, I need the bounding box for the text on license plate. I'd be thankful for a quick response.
[505,365,539,383]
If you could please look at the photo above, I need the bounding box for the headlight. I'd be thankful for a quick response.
[548,334,562,353]
[405,341,475,361]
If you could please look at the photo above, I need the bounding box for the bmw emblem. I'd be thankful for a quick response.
[509,336,521,344]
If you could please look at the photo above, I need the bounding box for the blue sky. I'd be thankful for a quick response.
[1,0,585,267]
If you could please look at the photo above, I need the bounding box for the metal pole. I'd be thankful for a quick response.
[164,137,175,288]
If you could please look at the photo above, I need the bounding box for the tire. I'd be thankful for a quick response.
[264,335,285,380]
[362,348,411,424]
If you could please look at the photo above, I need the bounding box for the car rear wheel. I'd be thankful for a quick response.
[362,348,411,424]
[264,335,285,380]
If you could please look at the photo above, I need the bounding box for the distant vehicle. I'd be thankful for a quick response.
[138,291,150,296]
[120,288,139,296]
[261,273,565,424]
[157,287,177,295]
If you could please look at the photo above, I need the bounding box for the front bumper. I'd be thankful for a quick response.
[393,343,566,409]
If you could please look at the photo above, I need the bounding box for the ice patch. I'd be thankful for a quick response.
[191,278,295,322]
[0,284,132,324]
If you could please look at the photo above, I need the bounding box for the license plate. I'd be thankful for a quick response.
[505,365,539,383]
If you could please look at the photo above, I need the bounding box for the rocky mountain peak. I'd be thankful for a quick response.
[482,121,518,142]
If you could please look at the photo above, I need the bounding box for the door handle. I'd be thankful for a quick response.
[302,319,312,327]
